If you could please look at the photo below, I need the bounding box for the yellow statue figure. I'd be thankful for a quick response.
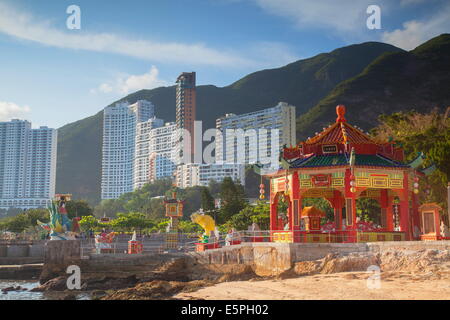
[191,212,216,243]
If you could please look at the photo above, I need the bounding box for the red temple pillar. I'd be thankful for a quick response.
[411,192,420,239]
[270,201,277,231]
[270,184,278,232]
[344,168,357,242]
[400,173,411,240]
[332,190,343,230]
[380,189,389,230]
[291,172,301,241]
[386,196,394,231]
[287,195,293,231]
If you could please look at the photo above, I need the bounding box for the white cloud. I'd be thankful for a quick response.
[0,3,251,67]
[381,3,450,50]
[248,41,300,68]
[400,0,428,6]
[252,0,377,34]
[92,66,168,95]
[0,101,31,121]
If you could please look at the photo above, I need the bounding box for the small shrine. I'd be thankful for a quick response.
[265,105,435,243]
[419,203,449,240]
[163,188,185,250]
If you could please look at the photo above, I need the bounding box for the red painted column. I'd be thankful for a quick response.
[333,190,343,231]
[344,168,357,242]
[287,196,293,232]
[270,201,278,231]
[411,192,420,239]
[269,178,278,233]
[291,172,300,230]
[386,197,394,231]
[380,189,388,229]
[400,172,411,240]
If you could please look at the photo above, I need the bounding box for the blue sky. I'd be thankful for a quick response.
[0,0,448,128]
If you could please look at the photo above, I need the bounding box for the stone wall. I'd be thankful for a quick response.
[0,241,45,265]
[40,240,81,283]
[192,241,450,276]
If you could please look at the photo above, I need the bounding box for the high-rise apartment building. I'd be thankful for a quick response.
[101,100,154,199]
[133,121,177,189]
[216,102,296,168]
[176,163,245,189]
[148,122,177,183]
[0,120,57,209]
[133,117,164,190]
[175,72,196,164]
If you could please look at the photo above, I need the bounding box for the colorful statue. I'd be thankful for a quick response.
[191,211,216,243]
[37,194,79,240]
[95,230,116,253]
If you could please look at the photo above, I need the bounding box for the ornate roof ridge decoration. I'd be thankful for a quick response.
[421,163,437,176]
[407,152,426,169]
[304,105,376,146]
[289,153,410,169]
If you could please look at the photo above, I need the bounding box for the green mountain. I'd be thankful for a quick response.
[297,33,450,139]
[56,40,409,204]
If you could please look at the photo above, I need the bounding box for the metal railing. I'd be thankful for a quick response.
[77,229,409,256]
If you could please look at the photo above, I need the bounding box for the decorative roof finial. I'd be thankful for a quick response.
[336,105,346,123]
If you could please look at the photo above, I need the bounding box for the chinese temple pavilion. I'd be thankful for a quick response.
[265,105,429,243]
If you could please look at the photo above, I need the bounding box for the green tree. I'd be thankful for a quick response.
[110,212,154,233]
[66,200,93,219]
[218,177,247,224]
[78,215,100,232]
[356,198,381,225]
[178,220,202,233]
[208,179,221,196]
[201,187,215,211]
[0,209,49,233]
[372,109,450,210]
[228,202,270,230]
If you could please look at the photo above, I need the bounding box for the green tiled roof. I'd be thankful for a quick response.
[290,154,408,168]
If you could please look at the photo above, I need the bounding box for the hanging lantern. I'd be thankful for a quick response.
[413,177,419,195]
[349,173,356,193]
[259,182,265,200]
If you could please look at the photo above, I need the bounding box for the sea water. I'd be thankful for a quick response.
[0,280,91,300]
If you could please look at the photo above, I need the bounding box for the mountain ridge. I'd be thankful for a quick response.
[56,37,450,204]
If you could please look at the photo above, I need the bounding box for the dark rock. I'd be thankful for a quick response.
[62,294,77,300]
[34,276,68,291]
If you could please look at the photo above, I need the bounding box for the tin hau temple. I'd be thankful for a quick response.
[265,105,437,243]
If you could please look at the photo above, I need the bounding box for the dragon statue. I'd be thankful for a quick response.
[37,194,80,240]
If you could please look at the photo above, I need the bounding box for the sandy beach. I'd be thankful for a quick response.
[175,271,450,300]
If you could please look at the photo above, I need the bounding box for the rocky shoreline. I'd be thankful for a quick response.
[28,241,450,300]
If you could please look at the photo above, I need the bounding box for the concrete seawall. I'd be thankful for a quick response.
[0,241,45,265]
[191,241,450,276]
[37,240,450,287]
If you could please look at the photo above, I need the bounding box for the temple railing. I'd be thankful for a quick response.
[268,230,406,243]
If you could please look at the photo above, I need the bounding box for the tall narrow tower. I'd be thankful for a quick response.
[175,72,196,164]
